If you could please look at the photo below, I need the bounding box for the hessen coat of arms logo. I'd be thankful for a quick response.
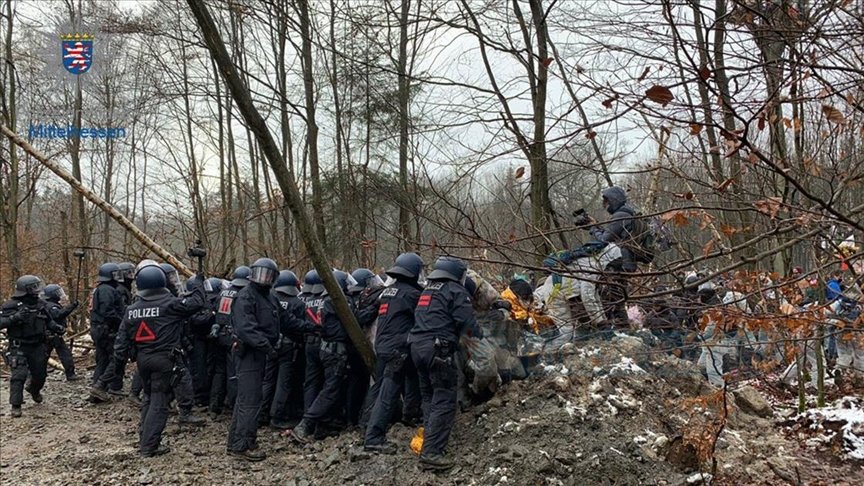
[61,33,93,75]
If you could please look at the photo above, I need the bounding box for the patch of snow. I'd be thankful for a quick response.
[798,396,864,460]
[608,356,646,375]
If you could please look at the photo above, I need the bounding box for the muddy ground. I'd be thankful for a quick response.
[1,335,862,485]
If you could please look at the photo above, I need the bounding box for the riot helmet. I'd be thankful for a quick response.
[302,269,325,295]
[13,275,43,298]
[249,258,278,287]
[136,266,167,300]
[42,284,66,303]
[117,262,136,283]
[159,263,181,294]
[386,252,425,281]
[349,268,384,293]
[98,263,121,283]
[427,256,468,285]
[274,270,301,296]
[231,266,251,287]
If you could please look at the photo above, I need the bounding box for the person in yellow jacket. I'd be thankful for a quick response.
[500,279,555,335]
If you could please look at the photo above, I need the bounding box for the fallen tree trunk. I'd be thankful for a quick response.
[0,125,193,277]
[186,0,376,371]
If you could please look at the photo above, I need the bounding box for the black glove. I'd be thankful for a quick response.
[265,345,278,361]
[49,322,66,334]
[71,300,80,309]
[491,299,512,312]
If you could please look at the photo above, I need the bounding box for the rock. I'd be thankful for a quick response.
[348,447,369,462]
[320,451,340,470]
[550,376,571,392]
[78,435,91,444]
[665,437,699,472]
[685,472,712,485]
[733,386,773,418]
[611,334,648,355]
[653,435,670,450]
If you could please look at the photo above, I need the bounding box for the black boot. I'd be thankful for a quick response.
[419,453,454,471]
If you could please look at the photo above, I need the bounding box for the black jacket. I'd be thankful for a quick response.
[353,286,385,330]
[232,283,281,352]
[1,296,62,344]
[301,293,325,335]
[45,300,77,333]
[113,286,207,359]
[273,290,313,342]
[589,186,636,244]
[374,280,422,355]
[409,280,476,345]
[90,283,125,333]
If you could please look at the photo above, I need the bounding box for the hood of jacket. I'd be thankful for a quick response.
[602,186,628,214]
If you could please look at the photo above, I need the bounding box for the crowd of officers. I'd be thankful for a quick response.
[1,253,479,471]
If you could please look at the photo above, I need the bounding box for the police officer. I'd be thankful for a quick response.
[160,263,182,297]
[227,258,280,461]
[42,284,80,381]
[187,278,221,408]
[208,266,249,418]
[90,263,126,390]
[409,256,477,470]
[262,270,311,429]
[117,262,136,305]
[110,266,208,457]
[300,269,326,415]
[1,276,65,417]
[345,268,384,425]
[364,253,425,453]
[291,270,362,443]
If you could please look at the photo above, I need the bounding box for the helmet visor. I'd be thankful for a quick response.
[112,270,123,282]
[25,281,44,296]
[417,269,427,288]
[250,267,278,285]
[367,275,384,289]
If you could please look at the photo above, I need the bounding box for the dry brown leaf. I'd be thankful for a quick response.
[714,178,734,192]
[703,239,716,257]
[698,66,712,81]
[514,167,525,179]
[753,197,782,219]
[586,131,598,139]
[690,123,703,135]
[646,85,674,106]
[822,104,845,124]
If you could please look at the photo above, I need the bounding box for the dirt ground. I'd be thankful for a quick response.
[1,335,863,485]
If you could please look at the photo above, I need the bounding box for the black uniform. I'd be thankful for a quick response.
[187,296,217,407]
[44,299,79,379]
[89,282,125,389]
[261,291,310,426]
[301,292,326,412]
[302,295,365,428]
[209,285,243,415]
[227,283,281,453]
[112,286,206,454]
[365,280,423,446]
[408,280,476,457]
[1,296,63,408]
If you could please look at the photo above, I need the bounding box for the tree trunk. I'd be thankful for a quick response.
[397,0,412,251]
[1,0,19,279]
[297,0,327,249]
